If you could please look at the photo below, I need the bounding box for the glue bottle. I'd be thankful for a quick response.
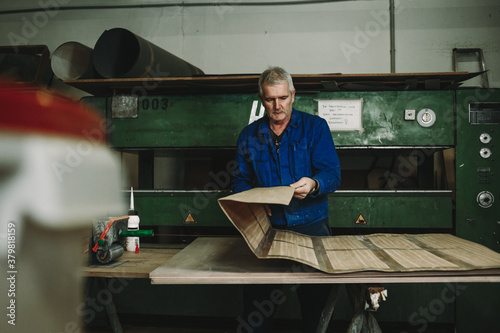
[126,187,140,252]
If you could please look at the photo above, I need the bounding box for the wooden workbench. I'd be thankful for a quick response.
[84,237,500,333]
[82,236,500,283]
[84,247,181,278]
[83,246,182,333]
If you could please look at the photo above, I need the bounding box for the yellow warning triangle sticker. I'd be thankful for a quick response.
[184,211,197,224]
[355,213,367,225]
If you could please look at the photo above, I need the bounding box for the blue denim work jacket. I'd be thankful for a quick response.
[232,109,341,227]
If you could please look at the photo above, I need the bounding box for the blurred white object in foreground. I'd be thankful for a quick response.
[0,82,125,332]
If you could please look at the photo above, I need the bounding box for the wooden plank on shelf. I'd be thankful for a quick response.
[65,71,482,96]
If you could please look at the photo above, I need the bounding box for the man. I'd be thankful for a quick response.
[232,66,341,332]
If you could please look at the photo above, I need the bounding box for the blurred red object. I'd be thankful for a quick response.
[0,81,106,143]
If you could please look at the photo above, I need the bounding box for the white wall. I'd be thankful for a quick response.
[396,0,499,87]
[0,0,498,98]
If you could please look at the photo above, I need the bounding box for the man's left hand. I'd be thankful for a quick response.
[290,177,316,199]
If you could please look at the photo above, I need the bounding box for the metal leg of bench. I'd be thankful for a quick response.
[97,277,124,333]
[316,284,341,333]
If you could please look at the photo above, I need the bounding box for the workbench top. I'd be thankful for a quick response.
[83,247,181,279]
[82,236,500,284]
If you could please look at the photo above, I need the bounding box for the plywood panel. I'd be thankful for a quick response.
[150,237,500,284]
[217,187,500,274]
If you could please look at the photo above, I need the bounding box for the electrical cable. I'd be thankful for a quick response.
[0,1,355,15]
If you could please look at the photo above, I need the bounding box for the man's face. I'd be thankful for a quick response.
[260,82,295,125]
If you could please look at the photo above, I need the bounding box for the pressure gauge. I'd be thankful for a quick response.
[480,132,492,144]
[480,148,492,159]
[417,108,436,127]
[477,191,494,208]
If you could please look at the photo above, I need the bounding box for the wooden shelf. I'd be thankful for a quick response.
[65,71,482,96]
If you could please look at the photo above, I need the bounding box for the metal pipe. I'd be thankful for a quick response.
[390,0,395,73]
[92,28,204,79]
[0,1,349,15]
[51,41,99,80]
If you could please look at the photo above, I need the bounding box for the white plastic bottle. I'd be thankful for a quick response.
[126,187,140,252]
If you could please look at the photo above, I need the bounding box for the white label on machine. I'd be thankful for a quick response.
[317,99,364,132]
[249,100,265,124]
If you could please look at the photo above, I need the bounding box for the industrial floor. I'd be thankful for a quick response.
[82,311,453,333]
[84,325,454,333]
[84,320,456,333]
[84,320,303,333]
[85,327,297,333]
[83,320,454,333]
[84,323,302,332]
[86,327,243,333]
[83,315,304,333]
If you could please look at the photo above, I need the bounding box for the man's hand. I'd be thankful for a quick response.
[290,177,317,199]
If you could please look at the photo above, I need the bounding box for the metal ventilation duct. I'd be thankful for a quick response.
[92,28,204,79]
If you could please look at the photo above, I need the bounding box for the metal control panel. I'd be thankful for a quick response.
[455,89,500,333]
[456,92,500,251]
